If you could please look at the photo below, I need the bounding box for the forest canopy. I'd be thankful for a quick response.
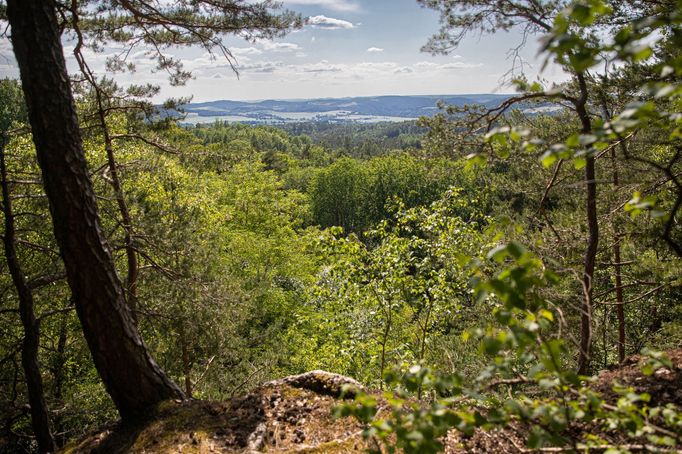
[0,0,681,453]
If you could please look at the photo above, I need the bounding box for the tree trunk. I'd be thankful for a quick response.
[6,0,185,420]
[70,9,139,319]
[613,234,626,364]
[52,312,68,401]
[1,137,55,453]
[578,155,598,375]
[179,323,193,398]
[611,147,626,364]
[600,97,626,366]
[101,115,139,321]
[52,311,68,447]
[575,72,599,376]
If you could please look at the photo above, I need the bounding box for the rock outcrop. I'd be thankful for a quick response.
[61,352,682,453]
[61,371,368,454]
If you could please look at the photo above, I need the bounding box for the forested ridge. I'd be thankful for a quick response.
[0,0,681,453]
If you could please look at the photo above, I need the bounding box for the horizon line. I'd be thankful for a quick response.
[188,93,514,104]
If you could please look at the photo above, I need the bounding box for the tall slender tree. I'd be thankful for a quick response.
[418,0,604,372]
[5,0,186,420]
[418,0,682,373]
[0,80,55,453]
[5,0,301,421]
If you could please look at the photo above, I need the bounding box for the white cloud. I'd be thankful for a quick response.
[231,47,263,57]
[300,60,344,73]
[355,62,397,71]
[180,53,220,72]
[307,15,355,30]
[201,57,484,82]
[413,61,481,71]
[0,38,14,57]
[238,61,286,73]
[173,52,504,101]
[255,40,302,52]
[414,61,439,70]
[0,64,18,78]
[259,41,301,52]
[437,62,483,70]
[283,0,360,12]
[367,47,384,53]
[0,42,18,77]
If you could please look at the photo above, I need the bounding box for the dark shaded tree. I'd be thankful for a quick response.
[5,0,185,420]
[0,80,56,452]
[5,0,302,422]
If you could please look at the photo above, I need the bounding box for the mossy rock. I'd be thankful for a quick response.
[59,371,368,453]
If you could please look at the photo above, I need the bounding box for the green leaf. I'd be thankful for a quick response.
[541,150,558,168]
[570,4,592,24]
[507,241,525,259]
[632,45,653,62]
[482,337,503,355]
[487,244,509,263]
[574,157,587,169]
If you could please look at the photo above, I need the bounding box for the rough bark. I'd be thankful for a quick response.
[1,137,55,453]
[6,0,185,420]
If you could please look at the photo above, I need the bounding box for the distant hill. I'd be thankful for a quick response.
[176,94,513,125]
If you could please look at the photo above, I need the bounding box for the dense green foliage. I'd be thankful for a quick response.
[278,121,425,157]
[1,0,681,451]
[337,0,682,451]
[2,77,682,451]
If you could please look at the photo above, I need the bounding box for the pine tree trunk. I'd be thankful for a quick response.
[6,0,185,420]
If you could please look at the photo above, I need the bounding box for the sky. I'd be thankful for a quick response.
[0,0,566,102]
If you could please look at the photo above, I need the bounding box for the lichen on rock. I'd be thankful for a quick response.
[59,371,368,453]
[262,370,365,399]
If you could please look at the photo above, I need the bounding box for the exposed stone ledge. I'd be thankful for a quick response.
[262,370,365,399]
